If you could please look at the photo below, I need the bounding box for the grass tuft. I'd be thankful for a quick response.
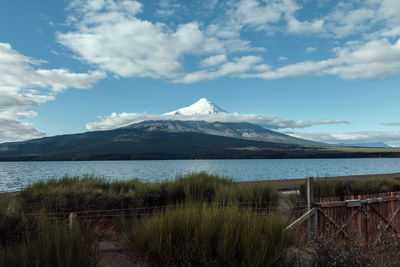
[0,211,96,267]
[299,177,400,200]
[19,172,279,213]
[126,204,295,267]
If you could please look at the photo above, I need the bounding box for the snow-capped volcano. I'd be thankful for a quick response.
[164,98,227,116]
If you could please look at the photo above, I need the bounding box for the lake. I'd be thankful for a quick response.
[1,158,400,192]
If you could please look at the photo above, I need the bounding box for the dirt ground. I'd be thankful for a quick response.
[97,230,149,267]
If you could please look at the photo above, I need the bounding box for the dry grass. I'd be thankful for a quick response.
[18,172,279,213]
[125,204,295,267]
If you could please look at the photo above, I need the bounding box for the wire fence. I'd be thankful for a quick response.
[22,201,309,223]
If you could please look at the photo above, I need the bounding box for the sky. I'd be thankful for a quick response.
[1,0,400,146]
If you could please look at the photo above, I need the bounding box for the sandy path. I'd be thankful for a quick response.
[98,241,134,267]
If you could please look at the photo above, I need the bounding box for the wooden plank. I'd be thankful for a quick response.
[391,200,400,234]
[316,201,347,207]
[317,207,349,239]
[358,195,363,243]
[370,204,400,234]
[385,202,400,228]
[318,195,400,205]
[351,195,356,236]
[286,208,316,230]
[307,177,314,210]
[335,208,359,236]
[366,204,370,246]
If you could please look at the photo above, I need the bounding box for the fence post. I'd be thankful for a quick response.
[307,177,318,241]
[69,213,77,230]
[307,177,314,211]
[6,195,17,215]
[357,195,364,243]
[365,203,371,246]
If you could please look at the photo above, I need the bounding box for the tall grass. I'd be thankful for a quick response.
[126,204,295,267]
[18,174,164,213]
[0,198,8,214]
[0,211,24,247]
[19,172,279,213]
[164,172,235,203]
[299,177,400,200]
[0,211,96,267]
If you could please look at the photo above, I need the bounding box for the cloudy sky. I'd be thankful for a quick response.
[1,0,400,145]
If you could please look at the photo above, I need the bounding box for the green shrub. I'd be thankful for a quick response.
[351,178,400,195]
[0,212,96,267]
[236,182,280,209]
[165,172,235,203]
[126,204,295,267]
[299,177,400,200]
[18,174,166,213]
[19,172,279,213]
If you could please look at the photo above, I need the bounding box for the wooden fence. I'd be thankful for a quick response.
[287,178,400,246]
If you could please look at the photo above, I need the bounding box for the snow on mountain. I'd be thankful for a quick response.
[164,98,227,116]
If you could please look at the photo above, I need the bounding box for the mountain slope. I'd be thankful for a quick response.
[0,120,399,161]
[0,124,303,160]
[160,98,323,145]
[123,120,322,145]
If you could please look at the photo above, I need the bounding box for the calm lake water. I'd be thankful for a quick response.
[1,158,400,192]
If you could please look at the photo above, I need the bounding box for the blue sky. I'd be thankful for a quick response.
[1,0,400,145]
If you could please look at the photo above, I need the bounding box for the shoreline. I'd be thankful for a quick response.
[2,172,400,196]
[240,171,400,191]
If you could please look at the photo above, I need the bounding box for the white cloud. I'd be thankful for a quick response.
[241,59,333,80]
[176,56,266,83]
[173,37,400,82]
[287,17,324,34]
[305,47,316,54]
[86,111,348,131]
[206,0,300,39]
[33,69,105,93]
[380,26,400,38]
[156,0,182,16]
[0,42,105,143]
[67,0,144,22]
[57,0,400,83]
[233,0,298,28]
[58,0,256,80]
[0,43,105,97]
[326,38,400,79]
[199,54,227,67]
[289,130,400,147]
[378,0,400,21]
[225,0,400,38]
[324,4,375,37]
[320,1,400,38]
[0,111,46,143]
[0,117,46,143]
[242,38,400,80]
